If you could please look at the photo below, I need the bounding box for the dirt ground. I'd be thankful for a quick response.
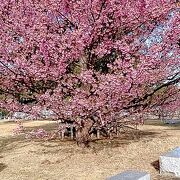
[0,120,180,180]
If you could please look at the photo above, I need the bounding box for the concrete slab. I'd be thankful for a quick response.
[106,170,151,180]
[160,147,180,177]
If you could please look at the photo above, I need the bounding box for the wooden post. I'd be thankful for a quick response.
[70,125,74,139]
[135,123,138,130]
[61,130,65,140]
[91,133,94,139]
[97,129,100,139]
[116,127,120,137]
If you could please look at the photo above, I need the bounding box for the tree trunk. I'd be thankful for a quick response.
[75,118,94,147]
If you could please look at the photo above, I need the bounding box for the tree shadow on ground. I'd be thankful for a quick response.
[0,163,7,172]
[26,122,162,152]
[90,130,160,152]
[29,130,160,155]
[24,121,57,132]
[0,121,76,155]
[0,135,29,154]
[0,121,162,154]
[26,121,161,152]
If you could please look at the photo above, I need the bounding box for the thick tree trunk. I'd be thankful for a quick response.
[75,118,94,147]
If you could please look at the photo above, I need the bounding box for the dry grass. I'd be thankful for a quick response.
[0,120,180,180]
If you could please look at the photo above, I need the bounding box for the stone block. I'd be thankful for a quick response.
[106,170,151,180]
[160,147,180,177]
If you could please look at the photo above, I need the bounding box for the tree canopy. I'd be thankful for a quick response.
[0,1,179,134]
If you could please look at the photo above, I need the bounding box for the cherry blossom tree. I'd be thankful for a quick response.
[0,0,179,145]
